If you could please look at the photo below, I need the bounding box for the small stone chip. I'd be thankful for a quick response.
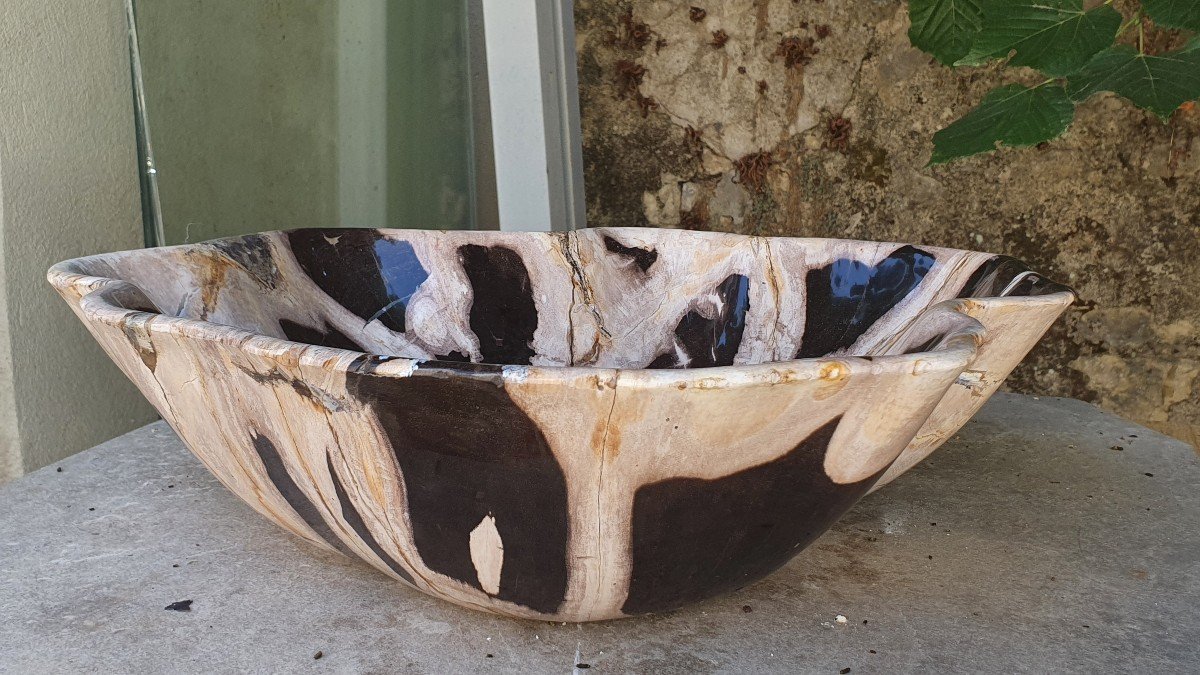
[313,651,323,660]
[165,599,193,612]
[835,615,848,624]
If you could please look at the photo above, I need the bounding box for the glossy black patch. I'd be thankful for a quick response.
[210,234,278,289]
[798,245,935,358]
[279,318,365,352]
[603,235,659,273]
[955,256,1073,298]
[649,274,751,368]
[251,432,352,555]
[325,453,416,584]
[432,350,472,363]
[458,244,538,365]
[343,363,569,613]
[622,416,879,614]
[288,229,428,334]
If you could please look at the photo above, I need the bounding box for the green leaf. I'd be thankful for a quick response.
[1067,45,1200,120]
[1143,0,1200,32]
[930,83,1075,164]
[956,0,1122,77]
[909,0,984,65]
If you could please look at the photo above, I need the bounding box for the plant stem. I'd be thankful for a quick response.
[1116,16,1140,38]
[1126,7,1148,53]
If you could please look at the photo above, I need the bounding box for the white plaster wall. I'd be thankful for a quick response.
[0,0,157,480]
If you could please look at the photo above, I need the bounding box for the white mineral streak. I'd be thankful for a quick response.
[469,514,505,597]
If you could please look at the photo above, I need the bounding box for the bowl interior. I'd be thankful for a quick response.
[64,228,1065,369]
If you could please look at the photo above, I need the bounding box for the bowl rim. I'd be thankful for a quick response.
[47,227,1076,388]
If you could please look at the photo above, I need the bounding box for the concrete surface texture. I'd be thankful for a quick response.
[0,0,156,481]
[575,0,1200,447]
[1,393,1197,673]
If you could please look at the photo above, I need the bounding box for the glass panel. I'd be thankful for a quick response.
[130,0,491,245]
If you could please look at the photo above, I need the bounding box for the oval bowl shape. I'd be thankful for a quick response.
[48,227,1073,621]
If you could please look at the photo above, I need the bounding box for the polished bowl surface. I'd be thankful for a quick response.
[48,227,1073,620]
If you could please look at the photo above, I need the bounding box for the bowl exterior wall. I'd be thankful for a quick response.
[873,293,1074,489]
[47,228,1073,620]
[50,270,973,620]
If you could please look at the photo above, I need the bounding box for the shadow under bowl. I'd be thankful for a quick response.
[48,227,1073,621]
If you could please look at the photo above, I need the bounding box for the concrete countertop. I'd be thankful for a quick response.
[1,393,1197,673]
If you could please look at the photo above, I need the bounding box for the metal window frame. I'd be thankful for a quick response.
[479,0,585,232]
[129,0,585,241]
[125,0,165,247]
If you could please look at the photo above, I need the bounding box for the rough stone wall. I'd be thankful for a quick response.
[576,0,1200,444]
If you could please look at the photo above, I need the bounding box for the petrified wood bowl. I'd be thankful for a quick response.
[49,228,1072,621]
